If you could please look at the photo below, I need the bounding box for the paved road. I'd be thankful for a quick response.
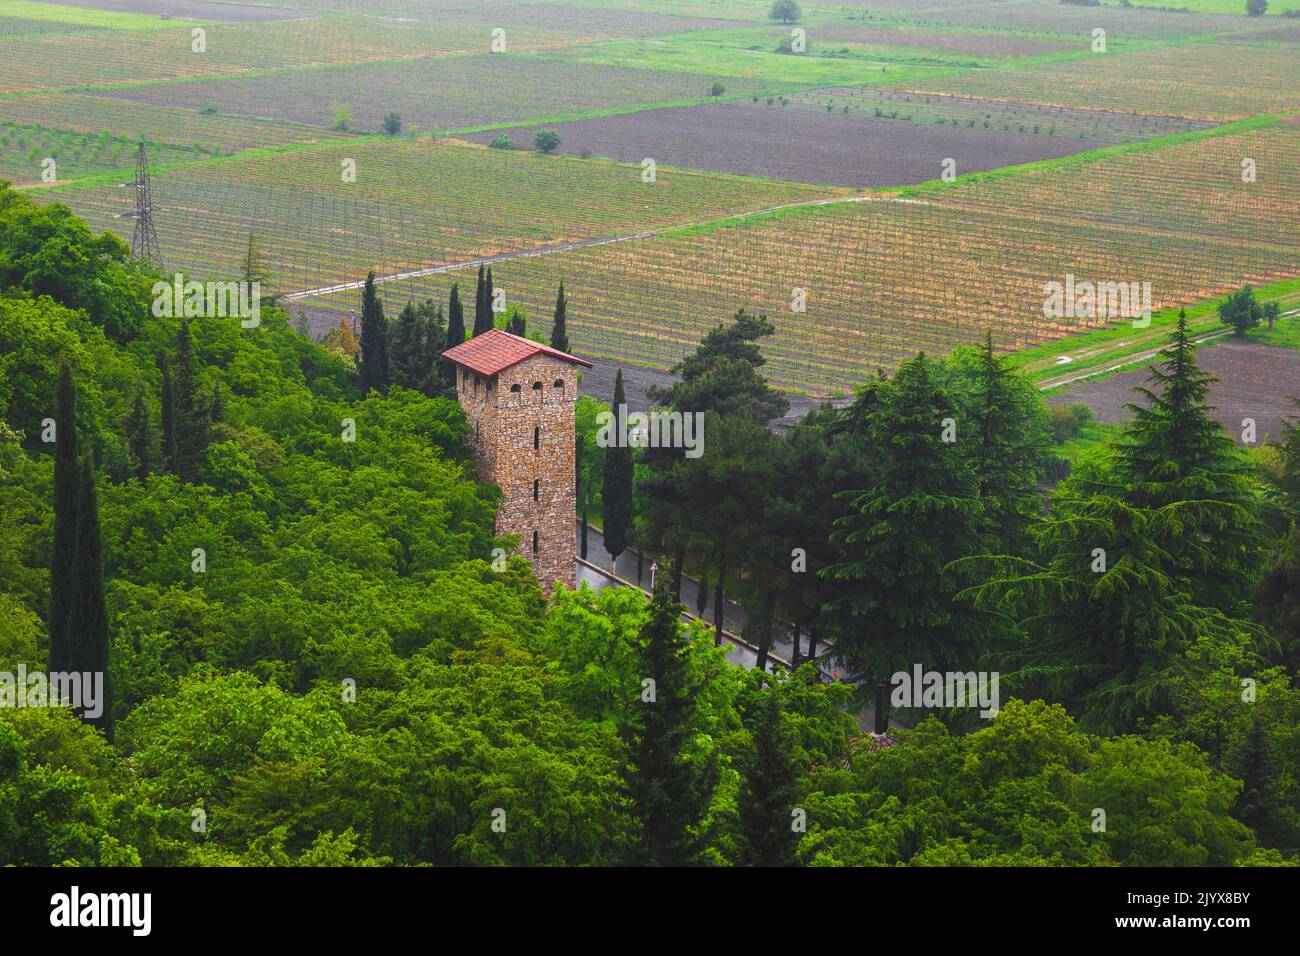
[576,523,846,673]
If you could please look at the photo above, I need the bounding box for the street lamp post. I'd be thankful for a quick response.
[649,562,658,591]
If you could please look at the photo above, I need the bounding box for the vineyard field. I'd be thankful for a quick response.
[300,124,1300,395]
[41,136,843,291]
[902,42,1300,121]
[0,92,350,155]
[90,54,769,133]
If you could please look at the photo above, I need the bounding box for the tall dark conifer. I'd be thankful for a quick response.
[602,369,633,562]
[823,353,989,733]
[738,689,801,866]
[67,453,112,741]
[124,382,156,481]
[1111,311,1264,609]
[49,362,79,674]
[172,318,206,482]
[550,281,570,353]
[472,265,492,337]
[443,284,467,394]
[623,570,717,866]
[358,272,390,394]
[159,358,176,472]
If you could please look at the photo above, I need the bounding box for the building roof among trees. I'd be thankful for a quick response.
[442,328,592,377]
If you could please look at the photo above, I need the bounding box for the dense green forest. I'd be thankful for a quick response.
[1,183,1298,866]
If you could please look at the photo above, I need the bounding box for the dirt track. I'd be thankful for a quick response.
[1048,339,1300,443]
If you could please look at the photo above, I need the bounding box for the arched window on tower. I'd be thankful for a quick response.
[510,383,521,393]
[532,381,543,391]
[553,378,565,389]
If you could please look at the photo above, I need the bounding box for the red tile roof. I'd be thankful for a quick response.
[441,328,592,377]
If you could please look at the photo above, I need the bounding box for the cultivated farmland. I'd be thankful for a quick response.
[91,54,767,133]
[44,137,843,292]
[463,93,1208,187]
[299,124,1300,395]
[901,42,1300,120]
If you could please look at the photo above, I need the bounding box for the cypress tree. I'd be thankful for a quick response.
[442,284,466,395]
[49,362,79,674]
[623,569,717,866]
[209,383,225,425]
[602,369,633,562]
[67,452,112,741]
[472,265,492,337]
[358,272,391,394]
[480,267,496,334]
[159,358,177,473]
[577,430,589,560]
[446,283,466,348]
[507,306,526,337]
[172,318,206,482]
[550,281,570,353]
[738,689,801,867]
[124,382,156,481]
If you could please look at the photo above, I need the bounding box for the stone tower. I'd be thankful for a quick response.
[442,328,592,592]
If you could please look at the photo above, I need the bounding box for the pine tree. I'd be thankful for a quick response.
[1112,311,1264,609]
[823,353,989,733]
[550,281,570,353]
[159,357,176,472]
[623,571,717,865]
[67,452,112,741]
[172,318,207,482]
[49,362,79,675]
[124,382,156,481]
[602,369,633,561]
[958,332,1050,552]
[358,272,391,394]
[738,689,801,866]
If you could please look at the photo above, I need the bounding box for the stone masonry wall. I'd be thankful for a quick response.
[456,354,578,592]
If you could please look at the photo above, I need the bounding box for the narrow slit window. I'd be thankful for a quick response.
[533,479,540,501]
[532,530,539,554]
[534,427,540,450]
